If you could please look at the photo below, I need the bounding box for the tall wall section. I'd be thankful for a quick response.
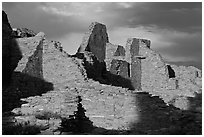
[77,22,109,62]
[138,39,170,91]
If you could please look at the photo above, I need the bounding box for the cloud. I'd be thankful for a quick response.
[117,2,135,8]
[157,31,202,62]
[2,2,201,68]
[124,2,202,32]
[39,2,108,17]
[4,2,201,36]
[54,32,84,55]
[108,26,201,63]
[2,2,90,39]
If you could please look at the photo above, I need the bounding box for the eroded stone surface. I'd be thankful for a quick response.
[77,22,109,62]
[14,33,44,78]
[125,38,142,90]
[110,59,130,79]
[139,39,169,91]
[43,40,86,90]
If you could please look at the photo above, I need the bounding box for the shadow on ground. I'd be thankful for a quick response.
[128,92,202,135]
[59,92,201,135]
[2,121,41,135]
[2,72,53,112]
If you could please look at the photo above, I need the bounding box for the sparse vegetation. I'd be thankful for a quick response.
[2,122,41,135]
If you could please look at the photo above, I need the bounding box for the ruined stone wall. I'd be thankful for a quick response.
[105,43,118,71]
[106,37,169,91]
[105,43,126,71]
[114,45,126,56]
[170,65,202,92]
[77,22,109,62]
[138,39,169,92]
[123,38,170,91]
[125,38,143,90]
[110,59,130,79]
[105,36,201,110]
[6,32,54,98]
[80,51,106,80]
[80,83,138,130]
[43,40,86,90]
[14,34,44,78]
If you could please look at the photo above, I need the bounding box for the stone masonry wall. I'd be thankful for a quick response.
[138,39,169,91]
[43,40,86,90]
[80,82,138,130]
[6,32,53,98]
[170,65,202,93]
[77,22,109,62]
[105,43,126,71]
[125,38,142,90]
[105,43,119,71]
[110,59,130,79]
[81,51,106,80]
[21,39,43,79]
[105,36,201,110]
[14,33,44,78]
[106,38,168,91]
[114,45,126,56]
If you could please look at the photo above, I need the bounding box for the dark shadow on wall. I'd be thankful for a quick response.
[102,71,134,90]
[167,65,175,78]
[74,53,134,90]
[2,72,54,112]
[2,38,22,90]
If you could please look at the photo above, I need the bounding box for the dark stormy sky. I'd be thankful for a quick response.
[2,2,202,69]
